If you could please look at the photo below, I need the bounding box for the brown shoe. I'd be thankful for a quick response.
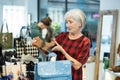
[32,37,55,51]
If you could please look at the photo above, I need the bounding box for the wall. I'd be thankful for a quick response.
[0,0,37,28]
[0,0,25,26]
[27,0,37,23]
[100,0,120,65]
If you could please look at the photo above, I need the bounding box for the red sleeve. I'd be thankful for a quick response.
[77,37,90,65]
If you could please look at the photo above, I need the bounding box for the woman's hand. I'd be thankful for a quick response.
[52,40,82,70]
[52,39,64,53]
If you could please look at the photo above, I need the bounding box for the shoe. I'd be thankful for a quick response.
[31,37,55,51]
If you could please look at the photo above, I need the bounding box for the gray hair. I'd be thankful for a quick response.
[64,9,86,30]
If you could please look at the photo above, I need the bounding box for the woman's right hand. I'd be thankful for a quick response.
[51,39,65,53]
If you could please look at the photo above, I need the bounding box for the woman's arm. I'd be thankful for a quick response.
[52,40,82,70]
[62,50,82,70]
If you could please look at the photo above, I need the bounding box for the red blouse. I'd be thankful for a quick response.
[55,32,90,80]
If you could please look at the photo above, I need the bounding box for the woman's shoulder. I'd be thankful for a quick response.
[56,32,68,39]
[58,32,68,37]
[77,35,90,48]
[82,35,90,43]
[60,32,68,35]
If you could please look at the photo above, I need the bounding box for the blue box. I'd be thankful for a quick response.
[34,60,72,80]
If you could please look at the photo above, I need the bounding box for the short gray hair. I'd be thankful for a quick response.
[64,9,86,30]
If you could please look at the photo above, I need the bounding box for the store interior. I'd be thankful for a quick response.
[0,0,120,80]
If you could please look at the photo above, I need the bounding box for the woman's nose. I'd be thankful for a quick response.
[66,23,70,27]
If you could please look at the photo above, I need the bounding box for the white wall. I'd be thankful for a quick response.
[0,0,26,25]
[100,0,120,65]
[0,0,37,28]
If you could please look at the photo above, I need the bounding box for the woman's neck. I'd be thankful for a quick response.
[68,32,82,40]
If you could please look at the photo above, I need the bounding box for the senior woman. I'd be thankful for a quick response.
[52,9,90,80]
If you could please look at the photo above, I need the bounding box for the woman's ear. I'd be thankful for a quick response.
[78,21,82,29]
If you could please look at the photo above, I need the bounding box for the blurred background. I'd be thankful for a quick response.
[0,0,100,55]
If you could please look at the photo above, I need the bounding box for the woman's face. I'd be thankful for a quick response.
[66,17,82,34]
[37,22,46,29]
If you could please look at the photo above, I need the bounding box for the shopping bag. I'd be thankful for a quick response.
[0,22,13,49]
[34,60,72,80]
[14,38,39,58]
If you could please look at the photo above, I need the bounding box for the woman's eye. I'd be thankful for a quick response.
[69,21,72,23]
[68,20,73,24]
[66,21,72,24]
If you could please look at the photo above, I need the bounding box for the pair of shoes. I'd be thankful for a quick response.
[108,65,120,72]
[31,37,55,51]
[115,77,120,80]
